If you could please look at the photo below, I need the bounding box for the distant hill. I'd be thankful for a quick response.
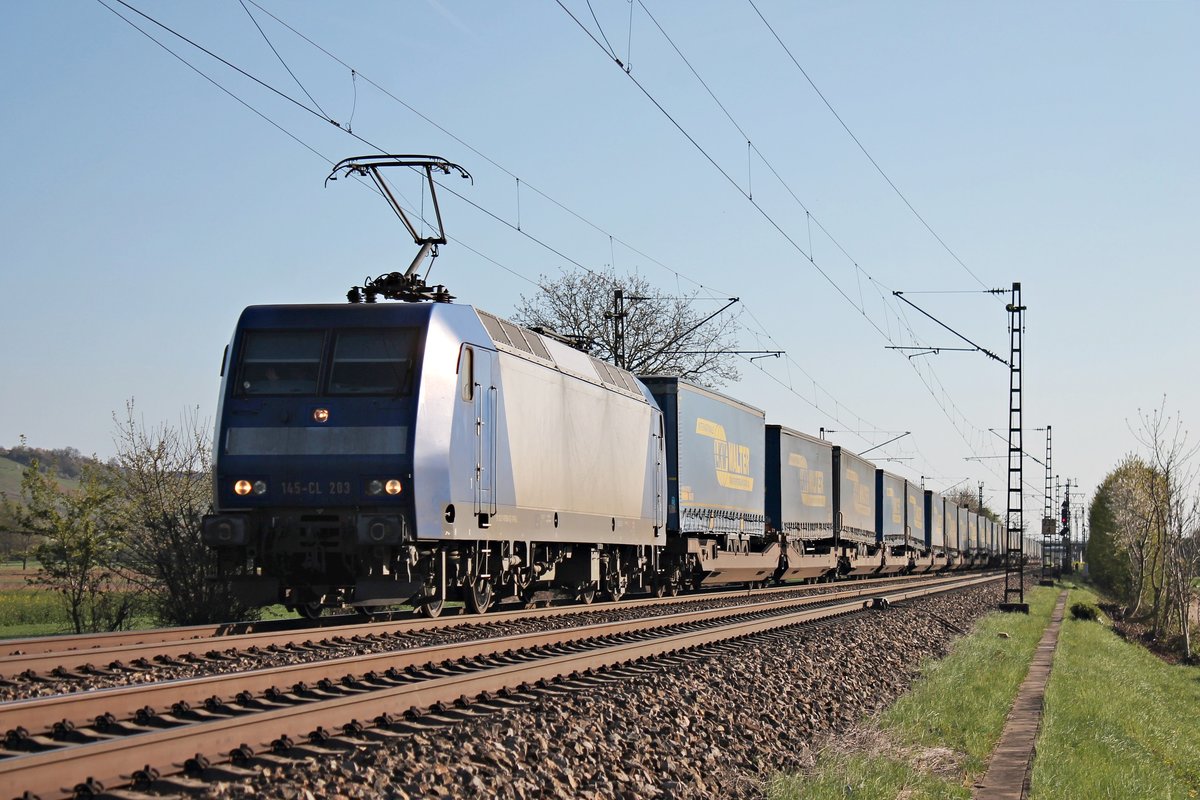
[0,453,85,505]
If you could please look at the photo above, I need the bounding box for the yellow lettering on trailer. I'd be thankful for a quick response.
[789,452,826,508]
[697,417,754,492]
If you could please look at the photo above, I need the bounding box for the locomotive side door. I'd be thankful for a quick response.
[472,348,498,524]
[653,412,666,536]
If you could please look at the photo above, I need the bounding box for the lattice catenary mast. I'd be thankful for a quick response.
[1001,282,1029,613]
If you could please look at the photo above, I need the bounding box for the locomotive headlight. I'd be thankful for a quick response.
[233,479,253,496]
[313,408,329,423]
[252,480,268,496]
[385,479,403,495]
[367,479,383,496]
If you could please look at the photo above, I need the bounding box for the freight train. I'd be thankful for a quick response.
[202,301,1037,617]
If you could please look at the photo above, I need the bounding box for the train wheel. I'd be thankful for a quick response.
[603,571,626,602]
[419,553,447,619]
[577,582,596,605]
[654,567,682,598]
[465,579,494,614]
[602,552,627,602]
[296,603,323,620]
[421,595,445,618]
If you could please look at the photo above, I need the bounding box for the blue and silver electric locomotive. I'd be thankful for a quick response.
[203,301,666,616]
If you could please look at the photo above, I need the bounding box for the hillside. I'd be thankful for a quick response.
[0,455,83,505]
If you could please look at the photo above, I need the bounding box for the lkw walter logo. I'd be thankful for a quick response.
[696,418,754,492]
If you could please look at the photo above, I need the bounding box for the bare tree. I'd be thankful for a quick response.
[513,267,741,387]
[110,401,254,625]
[946,487,1000,521]
[1133,401,1200,657]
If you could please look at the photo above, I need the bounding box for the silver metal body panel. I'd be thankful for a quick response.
[416,305,662,548]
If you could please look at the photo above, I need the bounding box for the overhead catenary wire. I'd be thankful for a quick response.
[241,0,732,303]
[555,0,892,344]
[237,0,329,120]
[557,0,1019,493]
[100,0,613,288]
[99,0,1017,502]
[94,0,538,292]
[102,0,884,453]
[94,0,330,165]
[228,0,911,455]
[612,2,1022,481]
[745,0,988,291]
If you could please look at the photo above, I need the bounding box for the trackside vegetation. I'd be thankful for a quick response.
[769,586,1059,799]
[771,583,1200,799]
[1031,585,1200,799]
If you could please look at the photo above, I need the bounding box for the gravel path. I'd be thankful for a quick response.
[196,580,1010,800]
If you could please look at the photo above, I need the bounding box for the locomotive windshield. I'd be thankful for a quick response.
[328,329,417,395]
[235,327,418,397]
[238,331,324,395]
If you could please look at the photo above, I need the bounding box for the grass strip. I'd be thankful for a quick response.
[0,589,71,628]
[1030,585,1200,799]
[769,585,1059,799]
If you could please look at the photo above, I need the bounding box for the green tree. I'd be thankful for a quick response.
[1085,478,1130,602]
[1100,455,1161,617]
[8,459,140,633]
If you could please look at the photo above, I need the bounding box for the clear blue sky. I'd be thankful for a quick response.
[2,1,1196,526]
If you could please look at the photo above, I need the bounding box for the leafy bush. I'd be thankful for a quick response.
[1070,602,1100,621]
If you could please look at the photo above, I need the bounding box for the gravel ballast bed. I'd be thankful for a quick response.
[0,577,934,702]
[200,580,1011,800]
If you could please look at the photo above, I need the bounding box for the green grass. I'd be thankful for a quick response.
[0,587,158,639]
[769,585,1060,799]
[0,455,81,502]
[258,604,299,621]
[0,456,28,501]
[0,589,68,627]
[1031,586,1200,799]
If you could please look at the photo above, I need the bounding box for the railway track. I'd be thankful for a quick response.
[0,572,999,799]
[1,572,986,681]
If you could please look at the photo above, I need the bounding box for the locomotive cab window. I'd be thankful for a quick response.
[460,346,474,402]
[238,330,323,395]
[328,329,418,395]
